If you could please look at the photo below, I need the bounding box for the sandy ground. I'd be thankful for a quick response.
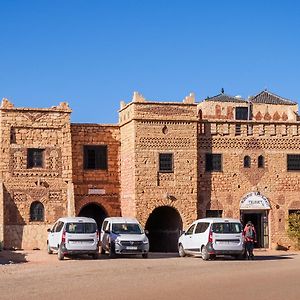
[0,249,299,300]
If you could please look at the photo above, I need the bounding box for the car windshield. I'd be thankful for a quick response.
[212,222,242,234]
[66,222,97,234]
[112,223,143,234]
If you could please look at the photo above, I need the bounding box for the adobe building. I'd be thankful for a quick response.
[0,89,300,251]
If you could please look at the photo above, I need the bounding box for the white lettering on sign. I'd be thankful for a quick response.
[240,192,271,210]
[88,189,106,195]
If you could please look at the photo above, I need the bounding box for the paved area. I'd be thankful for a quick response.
[0,249,299,300]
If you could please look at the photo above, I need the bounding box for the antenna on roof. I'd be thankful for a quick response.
[221,88,224,94]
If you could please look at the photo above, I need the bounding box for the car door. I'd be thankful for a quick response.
[190,222,210,253]
[100,220,110,250]
[182,224,196,251]
[48,222,58,248]
[53,221,64,248]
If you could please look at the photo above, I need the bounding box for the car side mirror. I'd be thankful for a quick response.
[47,228,51,233]
[144,230,149,235]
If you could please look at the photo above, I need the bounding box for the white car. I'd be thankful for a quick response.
[47,217,99,260]
[100,217,149,258]
[178,218,244,260]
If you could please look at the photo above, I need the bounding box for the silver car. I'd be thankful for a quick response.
[100,217,149,258]
[47,217,99,260]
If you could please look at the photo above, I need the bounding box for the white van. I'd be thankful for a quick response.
[100,217,149,258]
[47,217,99,260]
[178,218,244,260]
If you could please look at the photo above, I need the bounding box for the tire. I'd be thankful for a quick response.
[178,244,186,257]
[108,243,115,258]
[47,242,53,254]
[92,253,98,260]
[142,253,148,259]
[57,245,64,261]
[201,246,209,261]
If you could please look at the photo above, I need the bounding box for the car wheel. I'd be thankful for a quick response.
[108,243,115,258]
[178,244,186,257]
[142,253,148,259]
[47,242,53,254]
[92,253,98,260]
[57,245,64,261]
[201,246,209,261]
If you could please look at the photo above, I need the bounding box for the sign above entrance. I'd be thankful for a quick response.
[240,192,271,210]
[88,188,106,195]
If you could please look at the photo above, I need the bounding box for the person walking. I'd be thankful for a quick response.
[243,221,257,260]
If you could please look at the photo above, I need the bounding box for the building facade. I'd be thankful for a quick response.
[0,90,299,251]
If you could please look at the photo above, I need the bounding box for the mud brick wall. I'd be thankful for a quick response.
[71,124,121,217]
[0,100,73,249]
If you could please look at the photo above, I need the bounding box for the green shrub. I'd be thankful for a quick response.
[287,212,300,250]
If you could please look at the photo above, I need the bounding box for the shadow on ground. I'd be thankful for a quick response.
[0,250,28,265]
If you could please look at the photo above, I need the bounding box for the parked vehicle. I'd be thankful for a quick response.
[100,217,149,258]
[47,217,99,260]
[178,218,244,260]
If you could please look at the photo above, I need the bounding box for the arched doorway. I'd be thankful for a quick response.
[78,203,107,231]
[240,192,270,248]
[145,206,183,252]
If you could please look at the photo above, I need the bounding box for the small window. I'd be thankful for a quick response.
[102,220,109,231]
[235,124,241,136]
[195,222,209,234]
[289,210,300,216]
[247,125,253,135]
[287,154,300,171]
[206,210,223,218]
[258,155,264,168]
[27,148,44,168]
[244,156,251,168]
[84,145,107,170]
[235,107,248,120]
[30,201,44,222]
[205,154,222,172]
[55,221,64,232]
[185,224,196,235]
[159,153,173,172]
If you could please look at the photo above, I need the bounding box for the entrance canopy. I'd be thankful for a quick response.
[240,192,271,210]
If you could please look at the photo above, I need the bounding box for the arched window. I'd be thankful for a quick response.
[258,155,264,168]
[244,156,251,168]
[30,201,44,222]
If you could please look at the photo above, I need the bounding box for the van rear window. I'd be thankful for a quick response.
[66,222,97,234]
[212,223,242,234]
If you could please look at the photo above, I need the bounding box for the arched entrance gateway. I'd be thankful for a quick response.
[145,206,183,252]
[240,192,271,248]
[78,203,108,231]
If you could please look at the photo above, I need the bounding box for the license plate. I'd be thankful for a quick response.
[126,246,137,250]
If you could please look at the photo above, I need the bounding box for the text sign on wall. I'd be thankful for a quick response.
[88,189,106,195]
[240,192,271,210]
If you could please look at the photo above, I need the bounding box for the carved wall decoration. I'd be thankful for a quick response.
[137,106,194,117]
[139,137,191,149]
[23,112,45,122]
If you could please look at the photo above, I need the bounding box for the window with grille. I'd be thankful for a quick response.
[287,154,300,171]
[159,153,173,172]
[205,154,222,172]
[244,156,251,168]
[27,148,44,168]
[30,201,44,222]
[84,145,108,170]
[235,124,241,136]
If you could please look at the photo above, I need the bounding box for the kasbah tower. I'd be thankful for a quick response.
[0,89,300,251]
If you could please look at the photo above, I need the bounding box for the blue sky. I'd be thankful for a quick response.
[0,0,300,123]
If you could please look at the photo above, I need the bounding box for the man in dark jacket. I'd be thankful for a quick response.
[243,221,257,260]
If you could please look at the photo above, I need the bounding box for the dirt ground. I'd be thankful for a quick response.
[0,249,299,300]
